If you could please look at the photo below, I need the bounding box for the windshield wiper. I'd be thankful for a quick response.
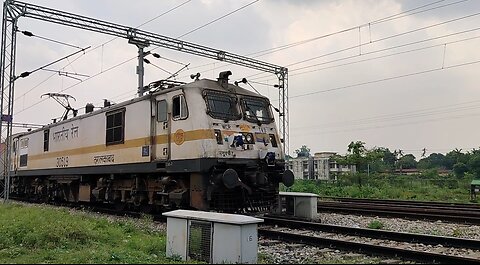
[245,104,262,127]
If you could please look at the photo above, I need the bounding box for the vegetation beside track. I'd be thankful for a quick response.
[0,203,195,264]
[285,173,474,203]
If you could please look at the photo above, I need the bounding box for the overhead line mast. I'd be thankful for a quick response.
[0,0,289,201]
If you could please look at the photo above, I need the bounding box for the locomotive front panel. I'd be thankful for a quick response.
[156,77,294,213]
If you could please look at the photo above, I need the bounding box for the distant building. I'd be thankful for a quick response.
[394,168,451,176]
[287,152,356,180]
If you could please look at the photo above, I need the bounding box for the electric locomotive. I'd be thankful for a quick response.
[9,71,294,213]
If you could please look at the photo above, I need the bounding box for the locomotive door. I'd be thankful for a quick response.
[12,138,19,171]
[169,93,188,159]
[155,98,169,160]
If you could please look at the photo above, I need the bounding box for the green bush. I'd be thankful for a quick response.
[368,220,384,229]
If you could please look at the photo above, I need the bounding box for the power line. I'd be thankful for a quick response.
[15,56,134,115]
[370,0,467,25]
[248,11,480,81]
[286,59,480,99]
[252,31,480,83]
[252,0,470,58]
[136,0,193,28]
[293,99,480,130]
[177,0,260,39]
[294,109,480,137]
[20,30,84,49]
[184,0,468,73]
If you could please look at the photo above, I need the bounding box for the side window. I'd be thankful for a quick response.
[43,129,49,152]
[106,109,125,145]
[157,100,167,122]
[172,94,188,120]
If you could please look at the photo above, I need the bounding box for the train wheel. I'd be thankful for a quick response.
[114,201,126,212]
[141,204,153,214]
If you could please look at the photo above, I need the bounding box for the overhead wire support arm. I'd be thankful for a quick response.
[7,1,286,74]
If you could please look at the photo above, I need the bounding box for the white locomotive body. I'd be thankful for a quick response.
[10,72,294,212]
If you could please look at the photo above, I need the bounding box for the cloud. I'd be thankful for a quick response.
[2,0,480,159]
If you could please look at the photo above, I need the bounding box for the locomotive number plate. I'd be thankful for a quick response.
[56,156,69,167]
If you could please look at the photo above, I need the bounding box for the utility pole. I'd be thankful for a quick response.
[128,38,150,97]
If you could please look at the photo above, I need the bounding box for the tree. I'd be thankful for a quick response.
[381,148,397,170]
[366,147,396,172]
[294,145,311,158]
[364,147,389,173]
[397,154,417,169]
[453,162,468,178]
[445,148,468,170]
[468,154,480,178]
[418,153,447,169]
[343,141,368,172]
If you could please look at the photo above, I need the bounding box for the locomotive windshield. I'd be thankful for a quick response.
[204,90,240,121]
[241,96,273,124]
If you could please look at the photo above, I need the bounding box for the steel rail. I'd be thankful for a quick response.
[320,197,480,209]
[319,201,480,216]
[262,216,480,250]
[317,204,480,224]
[259,229,480,264]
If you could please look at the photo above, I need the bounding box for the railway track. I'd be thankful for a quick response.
[321,197,480,209]
[317,198,480,224]
[260,216,480,264]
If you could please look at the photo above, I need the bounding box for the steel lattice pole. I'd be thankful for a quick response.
[278,69,289,157]
[1,0,18,202]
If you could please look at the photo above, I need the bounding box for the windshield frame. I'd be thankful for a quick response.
[240,96,274,125]
[203,89,241,121]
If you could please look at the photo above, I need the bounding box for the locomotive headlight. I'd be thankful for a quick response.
[242,133,255,144]
[246,134,253,143]
[214,129,223,144]
[269,134,278,147]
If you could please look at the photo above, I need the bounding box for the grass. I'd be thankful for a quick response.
[286,173,475,203]
[0,203,197,264]
[367,220,384,230]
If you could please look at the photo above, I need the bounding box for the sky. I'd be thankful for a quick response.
[1,0,480,159]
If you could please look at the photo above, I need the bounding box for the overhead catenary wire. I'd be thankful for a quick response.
[295,98,480,130]
[14,46,90,81]
[176,0,260,39]
[247,11,480,81]
[284,59,480,99]
[20,30,84,49]
[294,109,480,137]
[252,32,480,83]
[184,0,469,74]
